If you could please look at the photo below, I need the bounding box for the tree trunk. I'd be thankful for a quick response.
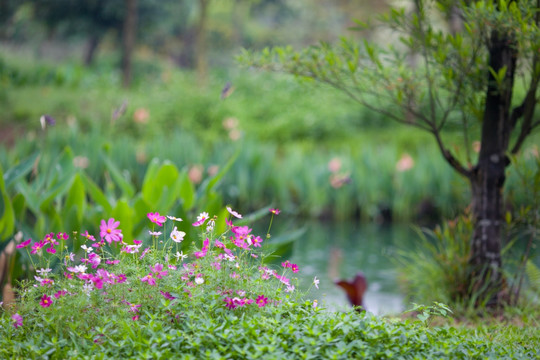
[468,29,517,308]
[122,0,137,88]
[84,34,100,66]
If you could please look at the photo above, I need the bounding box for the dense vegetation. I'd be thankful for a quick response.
[1,0,539,358]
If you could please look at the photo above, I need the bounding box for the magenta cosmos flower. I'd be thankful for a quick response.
[11,313,23,328]
[100,218,123,243]
[16,239,32,248]
[270,208,280,215]
[147,212,166,227]
[40,294,53,308]
[256,295,269,308]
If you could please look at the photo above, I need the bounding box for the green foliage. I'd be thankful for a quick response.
[404,302,453,326]
[396,213,475,312]
[0,300,536,358]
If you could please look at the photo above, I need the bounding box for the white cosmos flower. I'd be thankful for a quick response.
[167,215,183,222]
[81,245,93,253]
[174,251,188,261]
[170,227,186,243]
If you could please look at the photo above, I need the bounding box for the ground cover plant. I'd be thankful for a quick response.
[1,207,537,359]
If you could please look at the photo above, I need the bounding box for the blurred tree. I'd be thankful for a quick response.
[240,0,540,309]
[25,0,167,85]
[122,0,137,87]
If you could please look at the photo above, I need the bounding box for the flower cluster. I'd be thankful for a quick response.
[8,207,319,329]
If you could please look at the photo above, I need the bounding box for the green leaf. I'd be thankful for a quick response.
[3,151,40,188]
[142,161,181,213]
[112,199,135,242]
[102,153,135,198]
[80,173,113,213]
[179,172,195,211]
[15,180,40,214]
[0,164,15,243]
[198,148,240,199]
[65,173,85,213]
[38,173,75,212]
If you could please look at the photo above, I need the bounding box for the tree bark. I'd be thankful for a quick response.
[468,29,517,308]
[122,0,137,88]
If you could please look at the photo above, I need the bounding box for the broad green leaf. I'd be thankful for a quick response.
[3,151,40,188]
[39,173,75,212]
[142,161,181,213]
[112,199,135,243]
[11,193,26,221]
[15,180,40,214]
[0,164,15,244]
[80,173,113,213]
[179,172,195,211]
[64,173,85,219]
[102,153,135,198]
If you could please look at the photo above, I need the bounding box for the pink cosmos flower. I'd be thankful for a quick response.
[313,276,320,289]
[256,295,269,308]
[194,238,210,258]
[91,275,104,289]
[16,239,32,248]
[141,273,156,286]
[147,212,166,227]
[129,303,141,313]
[139,248,150,259]
[100,218,123,243]
[151,263,168,279]
[12,313,23,328]
[224,297,236,310]
[270,208,280,215]
[54,290,68,299]
[252,236,263,247]
[160,291,176,300]
[43,233,55,244]
[226,206,243,219]
[275,274,290,285]
[40,294,52,308]
[290,264,299,273]
[88,253,101,269]
[56,232,69,240]
[82,231,96,241]
[192,212,209,227]
[46,246,56,254]
[30,241,45,254]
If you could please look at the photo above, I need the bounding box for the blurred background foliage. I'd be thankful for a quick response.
[0,0,538,224]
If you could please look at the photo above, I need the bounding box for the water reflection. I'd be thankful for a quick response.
[278,220,416,315]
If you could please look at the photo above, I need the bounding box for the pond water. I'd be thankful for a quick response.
[268,220,418,315]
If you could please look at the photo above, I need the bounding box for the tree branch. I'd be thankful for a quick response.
[431,125,472,179]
